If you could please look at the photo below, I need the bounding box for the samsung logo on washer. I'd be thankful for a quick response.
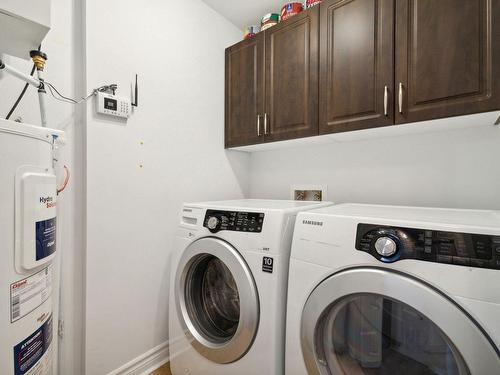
[302,220,323,226]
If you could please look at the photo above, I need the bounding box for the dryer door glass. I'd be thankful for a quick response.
[188,255,240,341]
[300,269,499,375]
[315,294,469,375]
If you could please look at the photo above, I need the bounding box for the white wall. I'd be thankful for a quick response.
[83,1,248,373]
[248,119,500,209]
[0,0,85,374]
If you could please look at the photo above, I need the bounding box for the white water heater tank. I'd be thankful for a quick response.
[0,118,63,375]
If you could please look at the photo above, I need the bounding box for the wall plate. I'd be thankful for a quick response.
[291,184,328,202]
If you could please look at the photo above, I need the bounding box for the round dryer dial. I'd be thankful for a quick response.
[374,236,398,257]
[207,216,221,232]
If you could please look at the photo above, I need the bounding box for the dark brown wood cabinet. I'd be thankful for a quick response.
[395,0,500,124]
[225,1,500,147]
[225,33,264,148]
[319,0,394,134]
[264,8,319,142]
[225,7,319,147]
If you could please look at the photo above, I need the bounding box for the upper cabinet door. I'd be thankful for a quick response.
[396,0,500,124]
[225,34,265,148]
[319,0,395,134]
[264,7,319,142]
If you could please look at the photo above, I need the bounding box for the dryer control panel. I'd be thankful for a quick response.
[204,210,264,234]
[356,223,500,270]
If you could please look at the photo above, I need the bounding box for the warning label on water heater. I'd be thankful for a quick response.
[36,217,57,261]
[13,314,53,375]
[10,265,53,323]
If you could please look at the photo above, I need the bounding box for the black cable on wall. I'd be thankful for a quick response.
[5,45,41,120]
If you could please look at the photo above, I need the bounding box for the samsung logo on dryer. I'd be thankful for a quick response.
[302,220,323,226]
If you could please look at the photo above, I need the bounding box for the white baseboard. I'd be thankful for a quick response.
[107,342,169,375]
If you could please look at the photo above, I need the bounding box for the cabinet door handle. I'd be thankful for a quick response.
[264,113,269,135]
[398,82,404,114]
[257,115,262,136]
[384,85,389,116]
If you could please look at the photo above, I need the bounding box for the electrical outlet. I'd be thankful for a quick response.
[291,185,328,202]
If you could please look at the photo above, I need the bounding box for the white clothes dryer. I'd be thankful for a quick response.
[286,204,500,375]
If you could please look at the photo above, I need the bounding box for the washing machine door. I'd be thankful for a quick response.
[301,268,500,375]
[175,237,259,364]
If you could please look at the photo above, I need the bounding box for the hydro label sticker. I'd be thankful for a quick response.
[36,217,57,261]
[13,314,53,375]
[10,265,53,323]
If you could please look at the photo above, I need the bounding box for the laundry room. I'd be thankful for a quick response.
[0,1,499,375]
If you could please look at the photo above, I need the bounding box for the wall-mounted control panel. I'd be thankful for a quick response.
[356,223,500,270]
[204,210,265,234]
[96,92,131,119]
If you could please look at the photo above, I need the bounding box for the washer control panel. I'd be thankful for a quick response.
[203,210,264,233]
[356,223,500,270]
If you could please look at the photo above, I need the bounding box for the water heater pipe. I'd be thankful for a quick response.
[0,58,47,127]
[35,69,47,127]
[0,59,42,88]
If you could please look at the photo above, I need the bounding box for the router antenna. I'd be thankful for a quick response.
[132,74,138,107]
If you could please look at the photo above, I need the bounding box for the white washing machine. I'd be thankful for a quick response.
[286,204,500,375]
[169,199,333,375]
